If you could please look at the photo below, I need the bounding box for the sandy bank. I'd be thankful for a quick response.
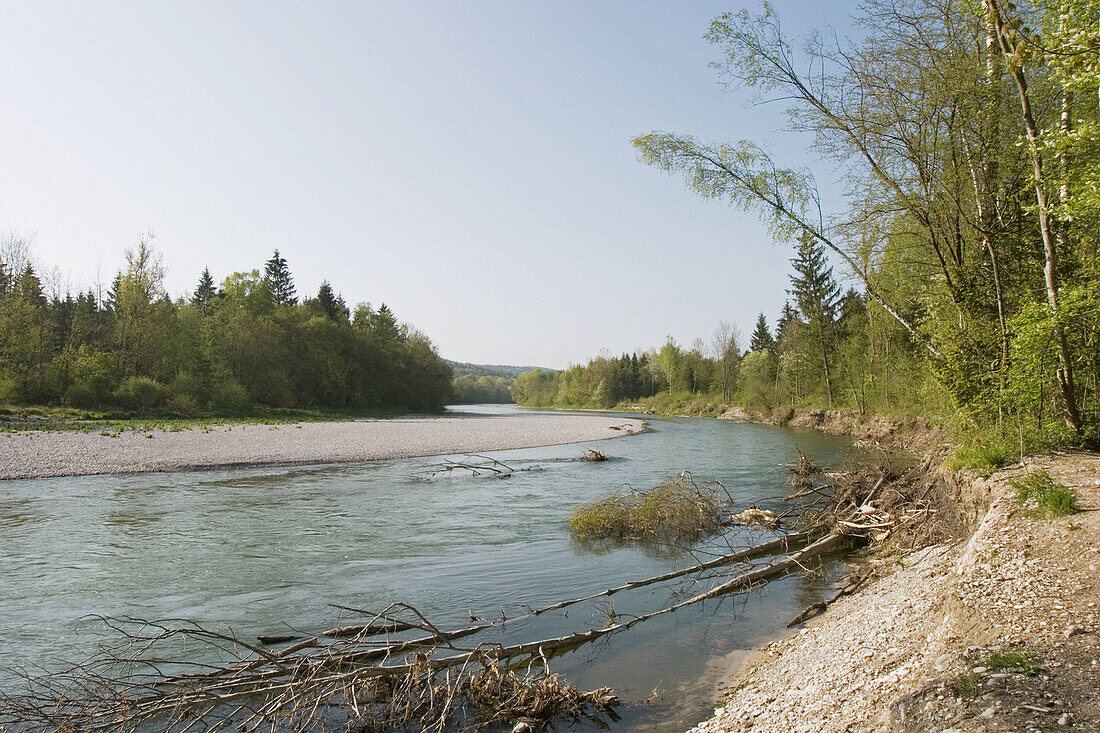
[0,414,645,480]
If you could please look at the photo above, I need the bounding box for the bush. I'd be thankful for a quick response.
[113,376,165,411]
[169,370,207,405]
[167,393,200,416]
[0,371,17,404]
[211,379,251,412]
[1011,471,1079,519]
[569,474,722,542]
[948,438,1012,477]
[64,349,117,408]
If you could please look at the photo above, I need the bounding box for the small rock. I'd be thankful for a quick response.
[981,706,996,718]
[1058,712,1071,726]
[973,666,989,673]
[935,653,954,671]
[1064,624,1085,638]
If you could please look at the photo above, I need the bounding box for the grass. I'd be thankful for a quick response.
[946,438,1013,477]
[986,650,1044,676]
[568,474,722,542]
[950,650,1044,697]
[1011,470,1080,519]
[950,673,983,698]
[0,405,407,434]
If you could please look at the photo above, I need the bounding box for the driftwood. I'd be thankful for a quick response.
[1,526,852,733]
[4,458,946,733]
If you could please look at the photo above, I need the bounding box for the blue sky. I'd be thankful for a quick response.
[1,1,861,368]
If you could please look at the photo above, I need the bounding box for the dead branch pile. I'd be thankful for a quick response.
[412,455,520,481]
[795,456,967,550]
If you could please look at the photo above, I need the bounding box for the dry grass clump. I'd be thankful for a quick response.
[568,472,722,541]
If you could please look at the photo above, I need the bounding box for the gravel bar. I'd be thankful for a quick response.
[0,414,646,480]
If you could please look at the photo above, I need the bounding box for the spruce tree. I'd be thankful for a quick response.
[789,236,841,405]
[264,250,297,306]
[316,280,348,320]
[750,313,775,353]
[193,267,218,316]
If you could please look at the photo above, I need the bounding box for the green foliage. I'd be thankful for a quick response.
[1011,471,1079,519]
[211,379,252,412]
[947,439,1014,477]
[453,374,514,403]
[113,376,165,411]
[986,650,1044,676]
[568,474,722,542]
[0,240,452,415]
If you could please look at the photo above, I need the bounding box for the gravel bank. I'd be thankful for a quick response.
[690,452,1100,732]
[0,414,645,480]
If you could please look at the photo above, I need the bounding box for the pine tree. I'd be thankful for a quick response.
[789,235,842,405]
[0,259,9,296]
[750,313,775,353]
[15,265,46,306]
[193,267,218,316]
[264,250,297,306]
[316,280,348,320]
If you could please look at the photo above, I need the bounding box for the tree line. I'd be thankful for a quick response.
[0,235,453,414]
[518,0,1100,450]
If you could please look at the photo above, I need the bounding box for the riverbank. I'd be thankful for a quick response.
[689,451,1100,732]
[0,414,645,479]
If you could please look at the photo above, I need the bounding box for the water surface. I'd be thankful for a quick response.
[0,406,858,730]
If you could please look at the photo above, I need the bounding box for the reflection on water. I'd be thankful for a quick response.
[0,406,860,731]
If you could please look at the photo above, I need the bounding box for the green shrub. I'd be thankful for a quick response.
[0,371,17,404]
[169,370,207,405]
[948,439,1012,477]
[64,349,116,408]
[167,392,200,416]
[211,379,251,412]
[1011,471,1079,519]
[113,376,165,411]
[569,474,721,541]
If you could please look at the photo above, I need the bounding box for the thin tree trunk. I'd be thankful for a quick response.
[987,0,1082,432]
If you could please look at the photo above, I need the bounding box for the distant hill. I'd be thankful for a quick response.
[446,361,555,379]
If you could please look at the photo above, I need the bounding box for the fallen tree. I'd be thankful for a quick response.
[2,462,951,732]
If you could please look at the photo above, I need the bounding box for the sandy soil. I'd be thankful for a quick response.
[0,414,645,480]
[689,452,1100,732]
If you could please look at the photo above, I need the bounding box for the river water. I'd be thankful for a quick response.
[0,406,857,730]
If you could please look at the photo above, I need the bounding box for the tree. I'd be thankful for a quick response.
[193,267,218,316]
[314,281,348,321]
[750,313,775,353]
[790,235,842,406]
[712,321,742,400]
[263,250,297,306]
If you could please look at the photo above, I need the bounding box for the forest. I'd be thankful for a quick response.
[0,237,453,414]
[516,0,1100,454]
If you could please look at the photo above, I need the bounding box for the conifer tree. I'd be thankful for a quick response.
[193,267,218,316]
[264,250,297,306]
[316,280,348,320]
[790,236,841,405]
[750,313,775,353]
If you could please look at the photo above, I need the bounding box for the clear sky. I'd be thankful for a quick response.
[1,1,861,369]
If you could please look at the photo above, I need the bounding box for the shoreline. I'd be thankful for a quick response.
[0,414,646,480]
[687,408,1100,732]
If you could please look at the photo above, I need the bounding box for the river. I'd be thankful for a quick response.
[0,406,857,730]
